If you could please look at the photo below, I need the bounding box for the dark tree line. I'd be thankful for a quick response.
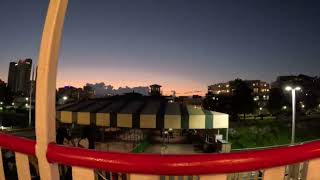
[203,78,320,120]
[203,79,256,120]
[0,85,14,105]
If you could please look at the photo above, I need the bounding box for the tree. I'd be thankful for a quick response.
[0,86,14,105]
[202,93,233,114]
[266,88,285,115]
[231,79,255,120]
[304,91,318,111]
[202,93,216,111]
[0,84,6,101]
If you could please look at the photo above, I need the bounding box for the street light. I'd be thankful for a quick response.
[285,86,301,144]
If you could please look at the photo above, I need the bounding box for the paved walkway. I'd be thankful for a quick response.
[95,141,135,153]
[144,144,199,154]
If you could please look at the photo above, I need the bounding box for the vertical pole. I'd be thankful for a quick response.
[29,66,34,127]
[35,0,68,180]
[226,128,229,142]
[291,90,296,144]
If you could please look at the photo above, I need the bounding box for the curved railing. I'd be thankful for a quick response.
[0,133,35,155]
[1,133,320,179]
[47,141,320,175]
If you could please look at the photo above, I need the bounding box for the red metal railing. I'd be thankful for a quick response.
[46,141,320,175]
[0,133,35,155]
[1,133,320,177]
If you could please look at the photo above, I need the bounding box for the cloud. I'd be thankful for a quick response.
[86,82,149,97]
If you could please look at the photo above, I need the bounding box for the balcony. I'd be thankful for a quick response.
[0,133,320,180]
[1,0,319,179]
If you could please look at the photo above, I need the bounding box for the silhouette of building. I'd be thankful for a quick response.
[83,85,95,99]
[150,84,162,96]
[208,80,269,97]
[272,74,318,90]
[57,86,82,103]
[7,59,32,95]
[272,74,320,105]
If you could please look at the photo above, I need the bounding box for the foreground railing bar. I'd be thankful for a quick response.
[47,141,320,175]
[263,166,285,180]
[72,166,95,180]
[306,158,320,180]
[130,174,160,180]
[0,133,35,155]
[15,152,32,180]
[1,133,320,177]
[0,148,5,180]
[200,174,227,180]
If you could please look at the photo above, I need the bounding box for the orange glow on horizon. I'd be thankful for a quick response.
[56,79,206,96]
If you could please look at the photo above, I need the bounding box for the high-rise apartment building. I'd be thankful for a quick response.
[7,59,32,95]
[208,80,270,97]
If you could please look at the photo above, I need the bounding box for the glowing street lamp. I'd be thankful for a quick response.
[285,86,301,144]
[62,96,68,104]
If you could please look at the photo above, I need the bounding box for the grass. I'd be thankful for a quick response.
[0,111,29,127]
[131,138,150,153]
[229,115,320,149]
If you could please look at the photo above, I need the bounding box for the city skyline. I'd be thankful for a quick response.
[1,0,320,95]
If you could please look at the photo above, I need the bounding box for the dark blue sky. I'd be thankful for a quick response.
[0,0,319,95]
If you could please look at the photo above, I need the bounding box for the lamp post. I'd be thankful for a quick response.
[62,96,68,104]
[285,86,301,144]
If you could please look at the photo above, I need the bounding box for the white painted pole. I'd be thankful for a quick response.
[29,65,34,127]
[226,128,229,142]
[291,90,296,144]
[35,0,68,180]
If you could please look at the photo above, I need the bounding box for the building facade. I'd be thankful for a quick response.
[57,86,82,103]
[150,84,162,96]
[83,85,95,99]
[7,59,32,95]
[208,80,270,97]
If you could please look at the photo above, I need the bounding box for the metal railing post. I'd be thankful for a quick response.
[35,0,68,179]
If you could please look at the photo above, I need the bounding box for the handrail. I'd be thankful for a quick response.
[47,141,320,175]
[0,133,319,176]
[0,133,36,155]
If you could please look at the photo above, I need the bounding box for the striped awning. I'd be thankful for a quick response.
[56,96,228,129]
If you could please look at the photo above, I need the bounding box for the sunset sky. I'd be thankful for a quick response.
[0,0,320,95]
